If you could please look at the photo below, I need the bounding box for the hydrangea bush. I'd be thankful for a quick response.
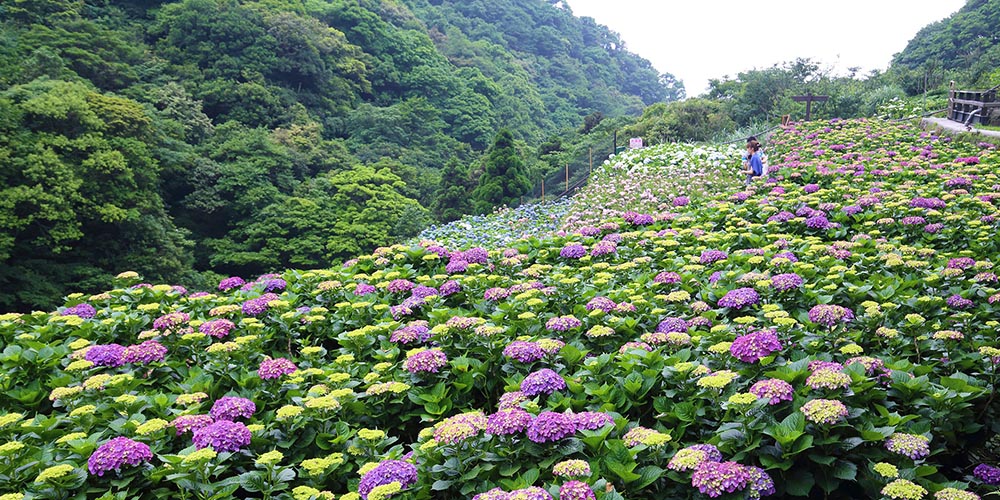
[1,120,999,499]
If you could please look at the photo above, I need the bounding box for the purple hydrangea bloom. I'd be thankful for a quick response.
[700,250,729,264]
[585,296,617,312]
[122,340,168,364]
[657,317,689,333]
[624,211,655,225]
[411,285,439,299]
[241,293,278,316]
[805,215,832,230]
[947,294,973,309]
[390,322,432,344]
[354,283,376,296]
[673,196,690,207]
[258,357,297,380]
[910,197,947,209]
[590,240,617,257]
[560,244,587,259]
[462,247,490,264]
[387,279,415,293]
[193,420,251,452]
[803,184,820,193]
[503,341,546,363]
[88,437,153,476]
[546,315,582,331]
[209,396,256,421]
[730,330,782,363]
[439,280,461,296]
[153,312,189,330]
[717,288,760,309]
[654,272,682,284]
[771,273,803,291]
[526,411,576,443]
[61,303,96,319]
[689,444,724,462]
[172,414,213,435]
[358,460,418,499]
[199,319,235,338]
[508,487,554,500]
[559,481,597,500]
[404,349,448,374]
[485,408,533,435]
[85,343,126,367]
[520,368,566,396]
[484,287,510,301]
[808,304,854,327]
[746,466,776,497]
[691,461,750,498]
[900,216,926,225]
[750,379,794,405]
[445,259,469,273]
[975,464,1000,485]
[262,279,286,293]
[573,412,614,430]
[218,277,246,291]
[947,257,976,269]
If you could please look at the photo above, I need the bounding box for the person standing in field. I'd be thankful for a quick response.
[741,139,764,184]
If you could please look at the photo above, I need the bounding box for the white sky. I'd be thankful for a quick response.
[564,0,967,97]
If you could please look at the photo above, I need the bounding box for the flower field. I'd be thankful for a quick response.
[3,119,1000,500]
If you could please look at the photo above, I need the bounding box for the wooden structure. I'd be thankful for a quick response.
[948,82,998,127]
[791,92,829,121]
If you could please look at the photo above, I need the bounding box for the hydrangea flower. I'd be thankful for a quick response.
[258,357,298,380]
[199,319,235,338]
[192,420,252,452]
[545,315,582,331]
[218,277,246,291]
[61,303,96,319]
[433,411,487,444]
[526,412,576,443]
[885,433,930,460]
[690,460,749,498]
[88,437,153,476]
[558,481,596,500]
[807,304,854,327]
[975,463,1000,484]
[210,396,256,421]
[881,479,927,500]
[358,460,418,500]
[553,459,591,478]
[485,409,533,436]
[404,349,448,374]
[560,244,587,259]
[800,399,848,425]
[503,341,546,363]
[85,344,126,367]
[520,369,566,396]
[717,288,760,309]
[729,330,782,363]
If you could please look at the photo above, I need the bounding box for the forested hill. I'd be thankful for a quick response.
[891,0,999,83]
[0,0,680,311]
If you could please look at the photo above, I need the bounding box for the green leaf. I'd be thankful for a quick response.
[832,461,857,481]
[784,471,815,496]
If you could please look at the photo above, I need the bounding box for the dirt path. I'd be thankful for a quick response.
[921,117,1000,139]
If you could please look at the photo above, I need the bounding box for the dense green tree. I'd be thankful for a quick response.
[208,164,426,273]
[432,156,475,222]
[472,129,531,213]
[0,79,190,310]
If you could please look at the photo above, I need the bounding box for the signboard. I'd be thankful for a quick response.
[629,138,643,149]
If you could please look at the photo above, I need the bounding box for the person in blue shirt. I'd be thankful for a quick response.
[741,139,763,184]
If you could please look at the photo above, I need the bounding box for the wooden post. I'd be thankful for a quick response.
[541,179,545,203]
[791,92,829,121]
[565,164,569,193]
[948,81,955,121]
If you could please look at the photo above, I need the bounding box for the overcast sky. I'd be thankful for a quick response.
[564,0,967,97]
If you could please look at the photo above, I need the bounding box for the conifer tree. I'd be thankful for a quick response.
[432,156,474,222]
[472,129,531,214]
